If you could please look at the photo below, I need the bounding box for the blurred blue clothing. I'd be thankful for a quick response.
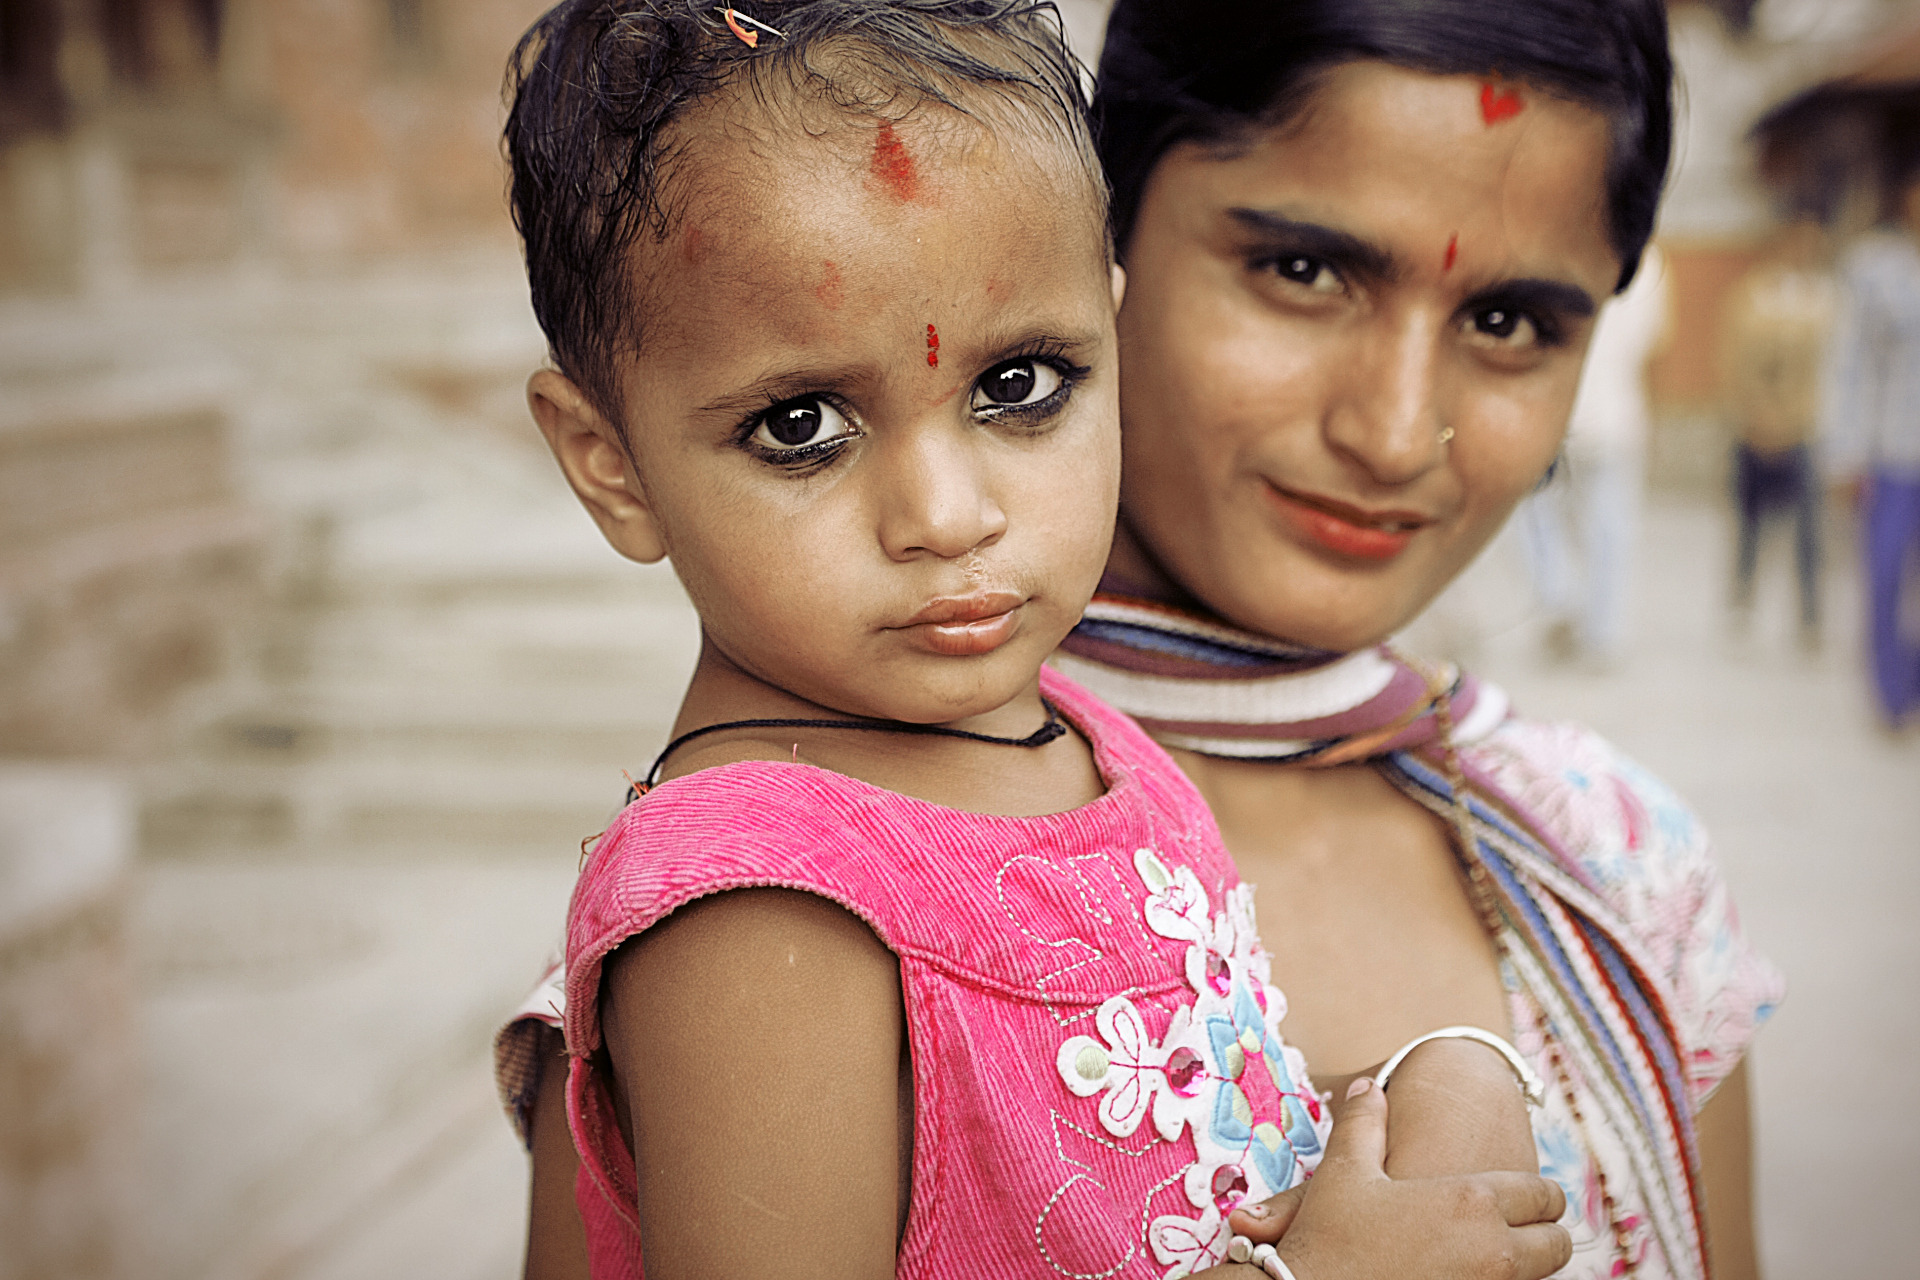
[1864,475,1920,723]
[1824,235,1920,478]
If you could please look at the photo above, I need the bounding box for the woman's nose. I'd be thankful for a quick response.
[1323,314,1449,486]
[875,426,1009,561]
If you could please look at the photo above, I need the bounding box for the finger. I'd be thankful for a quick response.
[1226,1185,1305,1244]
[1316,1075,1389,1181]
[1485,1170,1569,1227]
[1506,1221,1575,1280]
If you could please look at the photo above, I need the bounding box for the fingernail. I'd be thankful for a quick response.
[1345,1076,1374,1100]
[1240,1202,1271,1219]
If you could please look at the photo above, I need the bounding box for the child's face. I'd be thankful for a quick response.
[538,97,1120,729]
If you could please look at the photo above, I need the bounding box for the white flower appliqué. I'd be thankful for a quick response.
[1054,848,1331,1279]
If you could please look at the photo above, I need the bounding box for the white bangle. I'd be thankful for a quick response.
[1226,1235,1303,1280]
[1372,1025,1546,1109]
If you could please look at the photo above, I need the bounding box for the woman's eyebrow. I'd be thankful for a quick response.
[1465,278,1598,318]
[1225,208,1397,280]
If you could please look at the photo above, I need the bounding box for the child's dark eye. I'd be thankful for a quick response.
[970,358,1064,414]
[749,396,855,452]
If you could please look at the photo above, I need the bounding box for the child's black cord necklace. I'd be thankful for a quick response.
[641,699,1066,789]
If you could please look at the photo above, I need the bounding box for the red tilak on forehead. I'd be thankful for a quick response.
[1480,82,1524,125]
[1443,233,1459,273]
[926,323,939,368]
[871,121,918,202]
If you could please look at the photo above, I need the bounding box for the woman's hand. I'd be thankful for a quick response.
[1220,1078,1572,1280]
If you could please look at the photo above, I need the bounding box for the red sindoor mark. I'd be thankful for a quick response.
[871,121,919,202]
[1480,82,1524,125]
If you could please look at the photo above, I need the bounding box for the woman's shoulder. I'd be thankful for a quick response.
[1466,714,1710,899]
[1465,714,1783,1100]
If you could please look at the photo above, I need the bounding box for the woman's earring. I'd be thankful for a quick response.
[1437,426,1456,445]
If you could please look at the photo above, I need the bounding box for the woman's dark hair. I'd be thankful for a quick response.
[1093,0,1673,291]
[505,0,1099,421]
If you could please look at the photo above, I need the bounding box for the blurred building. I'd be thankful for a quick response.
[0,0,542,289]
[1651,0,1920,484]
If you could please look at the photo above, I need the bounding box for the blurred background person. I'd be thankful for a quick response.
[1520,245,1670,669]
[1719,216,1835,647]
[1823,166,1920,725]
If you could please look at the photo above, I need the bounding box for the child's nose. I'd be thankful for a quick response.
[875,426,1009,561]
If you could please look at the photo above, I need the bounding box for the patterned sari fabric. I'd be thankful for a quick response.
[1055,592,1784,1280]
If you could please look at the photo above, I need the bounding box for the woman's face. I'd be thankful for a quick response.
[1112,61,1622,651]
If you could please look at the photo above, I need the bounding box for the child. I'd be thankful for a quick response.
[503,1,1572,1276]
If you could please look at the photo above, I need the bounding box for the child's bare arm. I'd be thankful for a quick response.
[601,888,906,1280]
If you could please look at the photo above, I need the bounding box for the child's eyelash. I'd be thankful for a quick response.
[734,396,857,473]
[974,346,1091,430]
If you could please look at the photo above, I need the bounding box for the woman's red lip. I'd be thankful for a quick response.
[1264,486,1425,561]
[900,592,1026,627]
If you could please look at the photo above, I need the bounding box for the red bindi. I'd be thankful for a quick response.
[1443,233,1459,273]
[926,323,939,368]
[1480,82,1524,125]
[870,121,918,202]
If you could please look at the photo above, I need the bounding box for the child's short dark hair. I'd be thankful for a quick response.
[506,0,1101,420]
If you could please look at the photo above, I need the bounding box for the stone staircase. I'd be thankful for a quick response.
[1,253,702,1279]
[106,254,704,867]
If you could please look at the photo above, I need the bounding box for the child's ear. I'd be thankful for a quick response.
[527,370,668,565]
[1110,263,1128,312]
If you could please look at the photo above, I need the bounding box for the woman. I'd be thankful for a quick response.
[506,1,1780,1276]
[1059,0,1780,1276]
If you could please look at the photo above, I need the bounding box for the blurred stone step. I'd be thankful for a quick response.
[140,758,639,860]
[129,860,575,1280]
[289,595,699,689]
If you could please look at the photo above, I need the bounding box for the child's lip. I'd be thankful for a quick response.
[892,592,1026,657]
[899,591,1026,627]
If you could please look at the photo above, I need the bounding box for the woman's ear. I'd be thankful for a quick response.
[527,369,668,564]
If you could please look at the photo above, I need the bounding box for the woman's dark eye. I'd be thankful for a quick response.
[750,396,852,451]
[1264,254,1342,294]
[1465,306,1544,349]
[971,359,1063,411]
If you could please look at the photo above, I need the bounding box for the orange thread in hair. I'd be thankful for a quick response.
[1480,82,1524,124]
[926,323,939,368]
[724,9,758,46]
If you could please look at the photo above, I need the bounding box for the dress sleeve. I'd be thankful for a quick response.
[1473,721,1785,1109]
[493,955,568,1148]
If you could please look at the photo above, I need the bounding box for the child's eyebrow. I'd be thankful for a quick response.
[691,323,1106,419]
[692,364,880,419]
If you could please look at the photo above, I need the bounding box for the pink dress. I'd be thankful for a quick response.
[561,668,1330,1279]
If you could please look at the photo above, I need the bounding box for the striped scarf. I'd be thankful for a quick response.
[1057,592,1708,1280]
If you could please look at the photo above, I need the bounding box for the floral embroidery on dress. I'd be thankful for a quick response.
[1055,848,1330,1278]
